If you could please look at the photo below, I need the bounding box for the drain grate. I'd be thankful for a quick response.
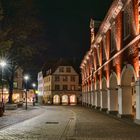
[45,122,59,124]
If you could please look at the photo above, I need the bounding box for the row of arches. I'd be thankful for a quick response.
[82,65,139,121]
[53,94,77,105]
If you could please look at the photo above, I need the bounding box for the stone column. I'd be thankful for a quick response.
[91,91,93,106]
[118,86,133,118]
[100,89,107,111]
[82,93,85,106]
[135,80,140,124]
[85,92,88,106]
[93,90,96,107]
[118,86,122,115]
[88,92,91,106]
[95,90,100,109]
[107,88,118,115]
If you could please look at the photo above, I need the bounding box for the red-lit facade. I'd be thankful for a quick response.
[80,0,140,124]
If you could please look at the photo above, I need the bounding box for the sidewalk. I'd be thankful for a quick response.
[0,105,44,130]
[83,106,139,126]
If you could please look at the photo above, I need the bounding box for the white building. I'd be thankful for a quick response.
[42,65,81,105]
[37,71,44,104]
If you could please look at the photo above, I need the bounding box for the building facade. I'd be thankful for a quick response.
[0,67,24,103]
[37,71,44,104]
[43,66,81,105]
[80,0,140,124]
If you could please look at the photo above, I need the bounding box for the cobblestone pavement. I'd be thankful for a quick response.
[0,106,140,140]
[0,105,44,129]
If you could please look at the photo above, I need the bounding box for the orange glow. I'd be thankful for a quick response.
[134,59,139,79]
[133,0,139,35]
[106,64,110,88]
[115,12,122,51]
[106,30,110,60]
[115,56,122,85]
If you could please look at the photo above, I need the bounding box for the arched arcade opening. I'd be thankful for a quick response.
[70,95,77,105]
[120,65,136,118]
[62,95,69,105]
[108,72,118,114]
[53,95,60,104]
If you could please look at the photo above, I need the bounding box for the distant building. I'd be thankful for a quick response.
[0,67,24,103]
[37,71,44,104]
[38,64,81,105]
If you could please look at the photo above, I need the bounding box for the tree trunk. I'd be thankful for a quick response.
[8,71,14,104]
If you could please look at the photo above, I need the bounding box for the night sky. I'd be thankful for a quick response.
[34,0,112,64]
[2,0,113,81]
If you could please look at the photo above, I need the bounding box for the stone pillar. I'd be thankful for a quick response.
[93,91,96,107]
[135,80,140,124]
[100,89,107,111]
[95,90,100,109]
[82,93,85,106]
[107,88,118,115]
[118,86,133,118]
[86,93,88,106]
[88,92,91,106]
[118,86,122,115]
[91,91,95,107]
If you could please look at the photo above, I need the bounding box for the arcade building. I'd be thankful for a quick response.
[80,0,140,124]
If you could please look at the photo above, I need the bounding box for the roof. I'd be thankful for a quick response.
[41,58,79,77]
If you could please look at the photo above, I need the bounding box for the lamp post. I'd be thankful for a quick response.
[0,60,7,112]
[32,83,36,106]
[24,75,29,110]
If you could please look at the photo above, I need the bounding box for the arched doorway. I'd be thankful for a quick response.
[53,95,60,104]
[108,72,118,114]
[70,95,77,105]
[101,78,107,110]
[120,66,136,118]
[62,95,68,105]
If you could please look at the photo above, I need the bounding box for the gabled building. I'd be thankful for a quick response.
[80,0,140,124]
[38,63,81,105]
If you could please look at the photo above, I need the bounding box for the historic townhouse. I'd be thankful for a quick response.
[39,63,81,105]
[80,0,140,124]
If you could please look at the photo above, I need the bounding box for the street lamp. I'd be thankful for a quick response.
[0,60,7,112]
[32,83,36,88]
[32,83,36,106]
[24,75,29,110]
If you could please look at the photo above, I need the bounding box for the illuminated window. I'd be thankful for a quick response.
[14,82,18,88]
